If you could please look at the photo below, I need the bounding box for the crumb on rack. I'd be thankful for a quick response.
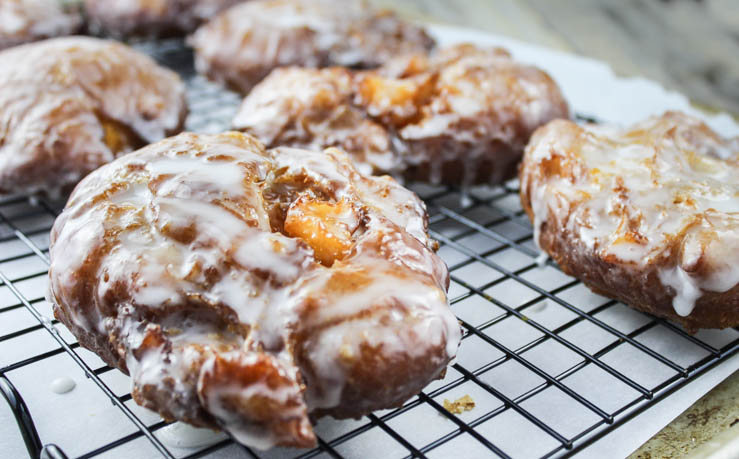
[443,395,475,414]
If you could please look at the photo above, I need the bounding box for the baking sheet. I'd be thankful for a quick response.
[1,23,738,459]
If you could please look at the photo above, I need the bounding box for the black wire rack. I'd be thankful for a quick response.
[1,39,738,459]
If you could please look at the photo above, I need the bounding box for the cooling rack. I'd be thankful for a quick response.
[1,39,738,459]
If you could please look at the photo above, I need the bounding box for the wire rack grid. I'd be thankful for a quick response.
[0,39,737,459]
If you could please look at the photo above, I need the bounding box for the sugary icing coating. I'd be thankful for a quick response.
[0,37,186,196]
[48,132,460,449]
[84,0,245,37]
[234,43,569,185]
[0,0,82,49]
[188,0,435,93]
[233,67,392,177]
[520,112,739,330]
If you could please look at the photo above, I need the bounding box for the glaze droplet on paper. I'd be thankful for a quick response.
[158,422,228,449]
[50,377,76,394]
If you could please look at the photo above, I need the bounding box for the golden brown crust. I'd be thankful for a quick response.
[0,0,82,49]
[189,0,435,93]
[233,44,569,186]
[84,0,244,37]
[48,131,460,448]
[520,112,739,331]
[0,37,187,196]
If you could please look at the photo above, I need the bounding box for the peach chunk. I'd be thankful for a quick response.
[356,73,436,126]
[284,197,358,266]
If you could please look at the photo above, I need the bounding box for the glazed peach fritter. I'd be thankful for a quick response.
[48,131,461,448]
[84,0,245,37]
[0,36,187,196]
[189,0,436,93]
[520,111,739,331]
[234,43,569,185]
[0,0,82,49]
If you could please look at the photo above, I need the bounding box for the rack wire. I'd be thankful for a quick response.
[1,39,737,459]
